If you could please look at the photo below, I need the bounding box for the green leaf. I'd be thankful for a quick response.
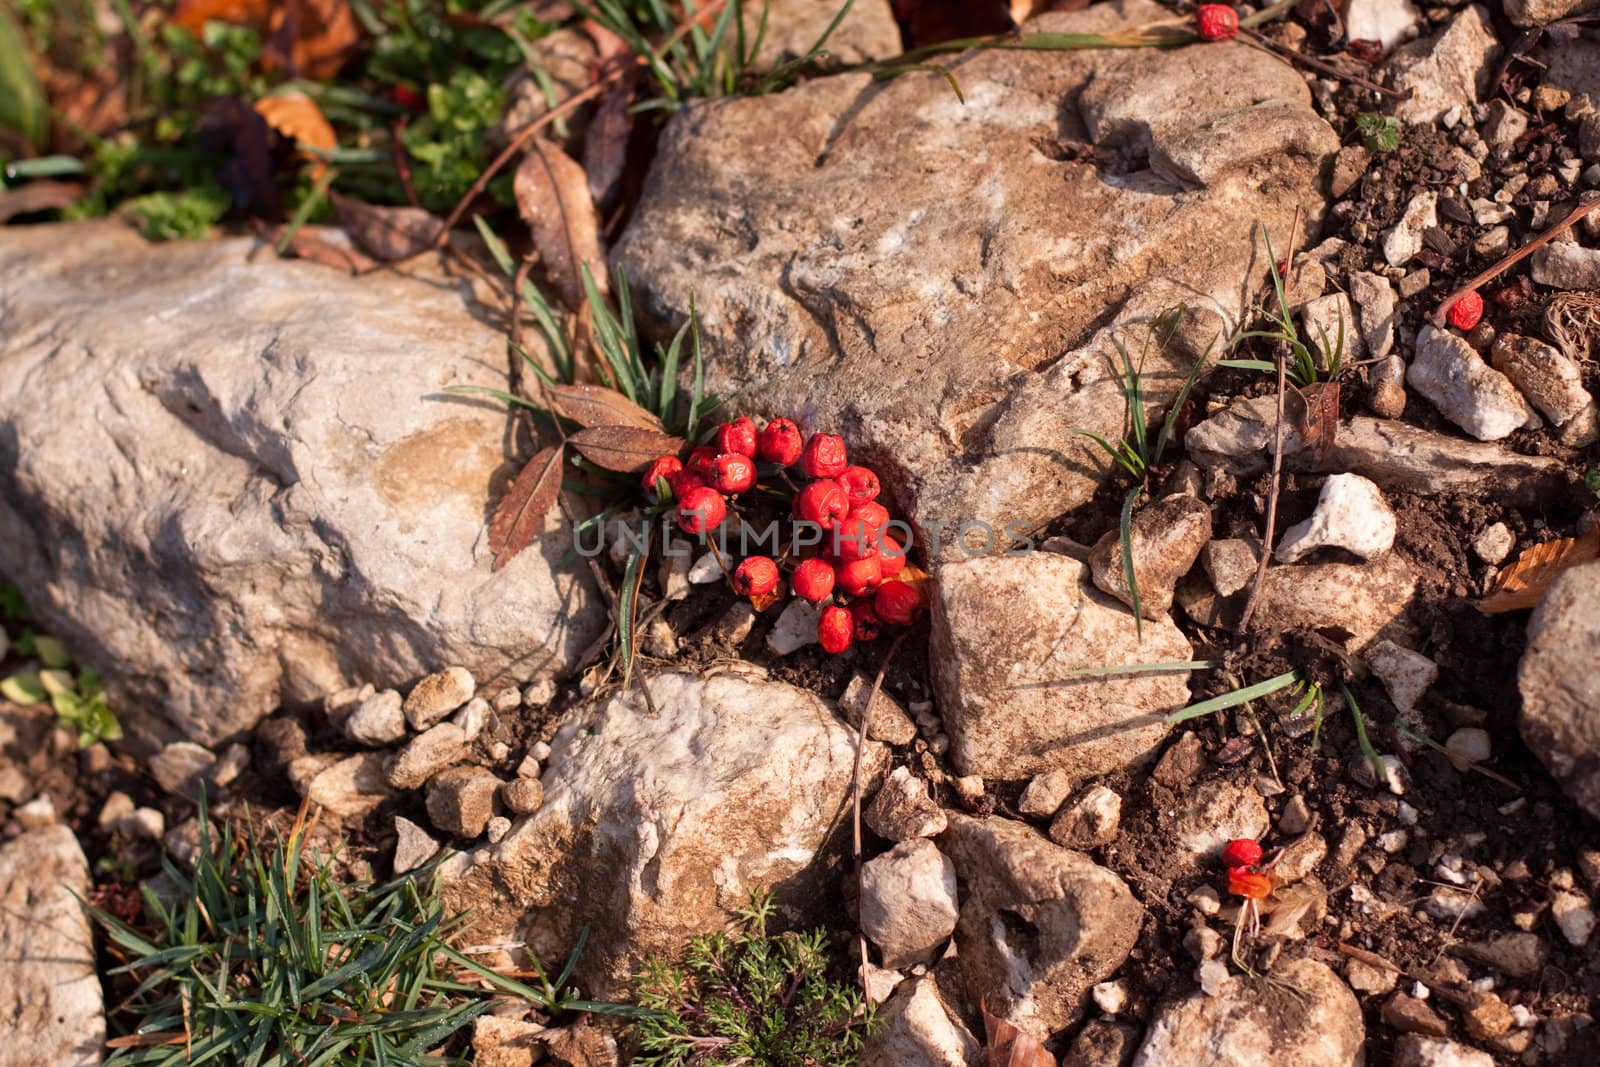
[32,634,71,669]
[1167,670,1299,723]
[1119,487,1142,641]
[37,667,75,695]
[2,670,46,705]
[1585,464,1599,500]
[0,5,47,150]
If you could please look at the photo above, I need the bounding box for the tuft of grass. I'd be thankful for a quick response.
[1219,231,1345,389]
[1070,305,1211,637]
[633,889,876,1067]
[90,798,639,1066]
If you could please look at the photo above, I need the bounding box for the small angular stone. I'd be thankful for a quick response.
[344,689,407,746]
[865,766,946,842]
[500,776,545,815]
[1017,768,1073,819]
[387,723,468,790]
[403,666,476,730]
[1275,473,1396,563]
[426,765,502,838]
[393,816,439,873]
[1048,785,1122,849]
[840,673,917,745]
[149,741,216,796]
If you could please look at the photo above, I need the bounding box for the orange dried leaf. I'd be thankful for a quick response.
[265,0,361,81]
[254,91,335,179]
[749,589,783,613]
[1479,528,1600,613]
[173,0,270,35]
[568,425,685,474]
[981,998,1055,1067]
[489,445,565,572]
[547,383,664,432]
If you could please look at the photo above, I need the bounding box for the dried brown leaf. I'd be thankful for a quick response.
[173,0,270,35]
[489,444,565,571]
[982,998,1055,1067]
[328,190,444,262]
[0,180,83,223]
[547,383,663,432]
[514,138,606,311]
[1294,380,1340,464]
[582,70,638,215]
[261,222,377,274]
[1479,528,1600,613]
[266,0,362,80]
[568,425,685,474]
[254,91,336,179]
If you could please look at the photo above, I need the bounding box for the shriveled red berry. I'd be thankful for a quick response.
[758,418,804,466]
[874,580,922,627]
[795,479,850,527]
[676,486,726,535]
[791,557,837,603]
[687,445,718,478]
[818,604,854,654]
[733,556,779,597]
[1447,290,1484,331]
[847,502,889,539]
[1195,3,1238,42]
[710,453,757,494]
[641,455,683,494]
[801,433,848,479]
[716,417,758,458]
[848,599,883,641]
[1221,838,1263,868]
[1228,867,1273,900]
[879,535,908,578]
[837,466,880,506]
[837,555,883,598]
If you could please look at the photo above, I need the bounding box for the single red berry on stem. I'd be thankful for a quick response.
[837,466,880,506]
[711,453,757,494]
[1221,838,1264,868]
[875,580,922,626]
[1228,867,1273,900]
[818,605,855,654]
[641,455,683,494]
[801,433,848,479]
[676,486,726,535]
[795,479,850,527]
[758,418,804,466]
[849,599,883,641]
[837,555,883,598]
[792,558,837,603]
[717,417,758,458]
[1195,3,1238,42]
[733,556,780,597]
[1447,290,1484,331]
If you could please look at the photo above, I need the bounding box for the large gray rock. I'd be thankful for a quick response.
[0,223,603,746]
[940,814,1142,1042]
[740,0,901,68]
[859,976,981,1067]
[614,0,1335,557]
[1407,324,1535,442]
[0,826,104,1066]
[1519,560,1600,820]
[442,671,886,995]
[1386,5,1500,125]
[1131,958,1363,1067]
[931,552,1193,781]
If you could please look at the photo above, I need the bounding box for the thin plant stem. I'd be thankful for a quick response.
[1431,194,1600,326]
[1237,347,1286,633]
[850,629,909,996]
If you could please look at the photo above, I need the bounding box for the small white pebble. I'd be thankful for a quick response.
[1411,981,1430,1000]
[1512,1005,1537,1029]
[516,755,542,779]
[1188,885,1223,916]
[1472,976,1497,992]
[1446,728,1492,768]
[1092,980,1127,1016]
[1378,830,1409,853]
[485,816,512,844]
[15,795,55,829]
[531,741,552,762]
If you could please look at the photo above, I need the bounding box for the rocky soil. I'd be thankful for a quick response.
[3,1,1600,1065]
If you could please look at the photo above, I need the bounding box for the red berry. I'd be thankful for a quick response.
[837,466,880,506]
[1221,838,1264,868]
[1447,290,1484,331]
[641,455,683,494]
[832,515,880,562]
[1228,867,1273,900]
[848,502,890,538]
[795,479,850,527]
[758,418,804,466]
[716,417,758,458]
[1195,4,1238,42]
[848,599,883,641]
[791,557,837,603]
[818,605,854,654]
[390,83,425,110]
[879,537,908,578]
[837,555,882,598]
[667,468,706,497]
[874,580,922,627]
[676,486,726,535]
[710,453,757,494]
[733,556,779,597]
[801,433,848,479]
[687,446,718,478]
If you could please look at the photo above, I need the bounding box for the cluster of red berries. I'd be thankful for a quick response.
[640,417,924,655]
[1222,837,1272,900]
[1195,3,1239,42]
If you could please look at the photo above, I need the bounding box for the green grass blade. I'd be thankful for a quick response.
[1057,659,1219,679]
[1340,682,1387,782]
[1119,487,1142,640]
[1167,669,1299,723]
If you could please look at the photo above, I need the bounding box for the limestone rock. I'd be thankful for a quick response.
[861,839,960,969]
[613,0,1335,558]
[1018,768,1074,819]
[1133,959,1362,1066]
[393,815,440,873]
[0,223,602,746]
[471,1016,549,1067]
[1167,778,1271,865]
[940,814,1142,1041]
[1519,560,1600,818]
[1048,785,1123,849]
[739,0,901,68]
[1185,394,1568,505]
[1408,324,1535,442]
[0,826,104,1066]
[1491,333,1600,446]
[442,672,885,996]
[1365,639,1438,715]
[1274,473,1396,563]
[931,553,1193,781]
[1088,495,1212,620]
[1178,554,1417,652]
[387,722,469,790]
[344,689,407,746]
[1349,270,1398,361]
[841,671,918,745]
[1531,242,1600,291]
[1387,5,1500,125]
[860,976,981,1067]
[404,666,476,731]
[1505,0,1599,25]
[427,765,502,838]
[1382,193,1438,266]
[1393,1035,1494,1067]
[149,741,216,796]
[866,766,948,842]
[306,753,394,819]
